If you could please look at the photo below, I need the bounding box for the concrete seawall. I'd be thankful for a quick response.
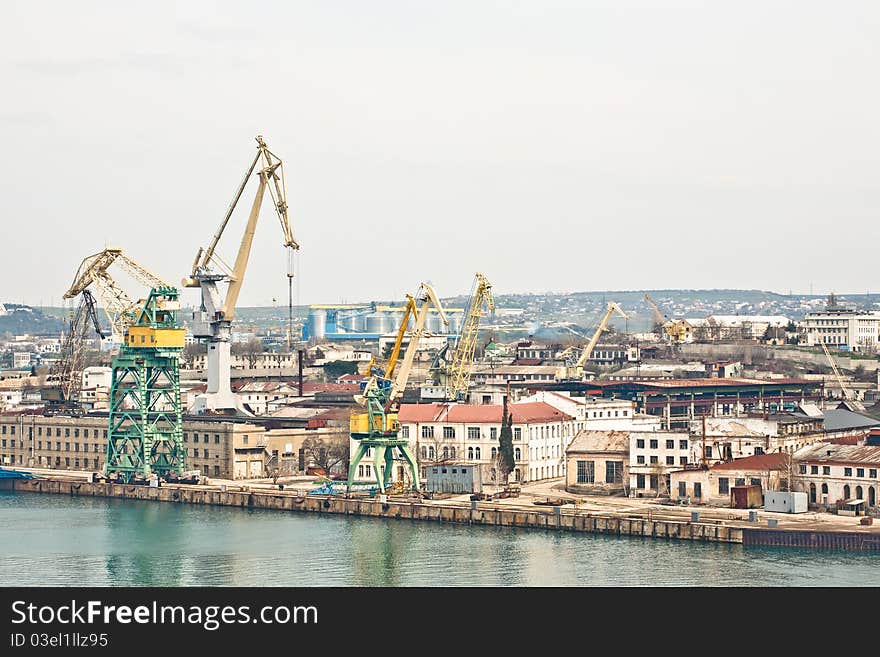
[1,477,743,546]
[6,477,880,551]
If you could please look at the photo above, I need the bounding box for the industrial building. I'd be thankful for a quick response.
[0,411,346,481]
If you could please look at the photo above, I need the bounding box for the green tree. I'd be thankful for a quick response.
[323,360,359,380]
[496,394,515,486]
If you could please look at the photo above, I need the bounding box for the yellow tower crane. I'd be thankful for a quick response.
[558,301,628,380]
[644,293,691,343]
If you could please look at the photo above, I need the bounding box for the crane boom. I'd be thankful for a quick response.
[572,301,628,376]
[65,248,170,343]
[387,283,447,407]
[447,273,494,400]
[644,293,668,325]
[820,340,853,401]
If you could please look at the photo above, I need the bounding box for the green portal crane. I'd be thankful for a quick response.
[347,283,446,494]
[105,286,186,483]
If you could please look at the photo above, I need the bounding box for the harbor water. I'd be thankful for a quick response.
[2,491,879,586]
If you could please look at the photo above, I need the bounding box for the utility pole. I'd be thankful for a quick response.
[287,248,294,353]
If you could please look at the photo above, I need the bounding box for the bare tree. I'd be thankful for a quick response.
[301,433,350,474]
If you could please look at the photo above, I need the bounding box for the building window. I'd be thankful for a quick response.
[870,469,877,479]
[428,447,435,459]
[649,455,658,464]
[649,474,658,490]
[679,440,688,450]
[214,434,220,444]
[468,447,474,460]
[203,449,209,458]
[398,426,408,438]
[513,428,521,441]
[214,466,220,476]
[649,439,658,449]
[678,481,686,498]
[183,433,188,443]
[666,440,674,449]
[74,429,79,438]
[845,467,853,477]
[821,483,828,495]
[65,443,70,451]
[605,461,623,484]
[823,466,830,475]
[694,482,702,498]
[750,478,761,487]
[577,460,595,484]
[679,457,688,465]
[65,429,70,437]
[83,429,89,439]
[490,428,498,440]
[491,447,497,459]
[636,474,645,489]
[467,427,479,440]
[475,447,481,459]
[735,478,745,486]
[799,465,807,474]
[636,439,645,448]
[242,436,248,445]
[718,477,729,494]
[514,448,521,461]
[421,426,434,439]
[443,446,450,459]
[193,449,199,458]
[811,465,818,474]
[704,446,713,459]
[636,455,645,464]
[665,456,674,465]
[857,468,865,478]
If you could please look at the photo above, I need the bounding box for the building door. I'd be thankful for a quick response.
[809,484,816,504]
[249,460,262,478]
[234,460,247,479]
[694,482,702,499]
[870,487,876,507]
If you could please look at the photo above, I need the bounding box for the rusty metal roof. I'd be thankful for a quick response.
[798,443,880,466]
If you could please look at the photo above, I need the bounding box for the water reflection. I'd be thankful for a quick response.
[3,492,880,587]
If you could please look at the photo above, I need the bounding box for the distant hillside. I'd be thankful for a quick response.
[0,305,65,336]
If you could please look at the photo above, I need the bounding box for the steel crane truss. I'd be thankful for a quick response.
[105,287,185,483]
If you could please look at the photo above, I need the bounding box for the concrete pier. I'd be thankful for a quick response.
[3,477,878,551]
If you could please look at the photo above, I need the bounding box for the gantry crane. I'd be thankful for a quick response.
[644,293,691,343]
[63,248,187,482]
[349,282,447,494]
[426,273,494,401]
[557,302,628,380]
[182,135,299,413]
[64,248,170,343]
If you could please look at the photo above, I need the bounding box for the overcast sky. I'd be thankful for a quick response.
[2,1,878,308]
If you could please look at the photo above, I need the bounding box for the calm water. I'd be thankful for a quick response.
[1,491,878,586]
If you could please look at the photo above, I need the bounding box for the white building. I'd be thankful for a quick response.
[362,401,576,485]
[12,353,32,369]
[628,431,692,496]
[795,442,880,509]
[801,308,880,352]
[519,390,661,431]
[82,366,112,391]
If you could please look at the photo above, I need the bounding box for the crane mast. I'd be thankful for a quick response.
[183,136,299,413]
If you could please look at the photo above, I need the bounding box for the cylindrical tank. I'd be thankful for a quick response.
[308,308,326,340]
[364,312,390,335]
[447,313,462,335]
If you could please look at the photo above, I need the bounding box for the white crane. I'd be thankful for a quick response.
[183,136,298,413]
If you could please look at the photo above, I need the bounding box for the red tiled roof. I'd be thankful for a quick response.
[398,401,572,424]
[711,453,790,472]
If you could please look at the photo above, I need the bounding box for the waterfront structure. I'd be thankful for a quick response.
[565,430,629,494]
[627,431,691,496]
[793,443,880,510]
[386,401,575,485]
[670,453,791,506]
[688,414,826,463]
